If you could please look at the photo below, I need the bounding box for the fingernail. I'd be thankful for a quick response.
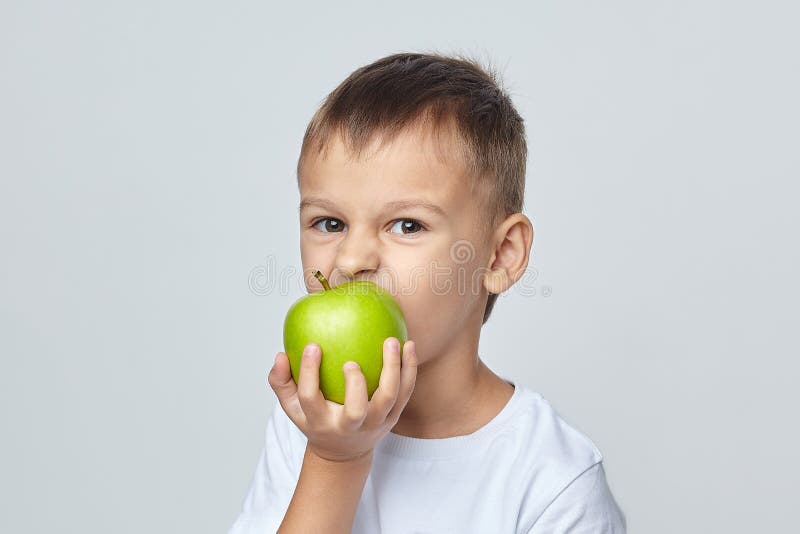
[304,344,317,356]
[389,338,399,351]
[344,361,359,372]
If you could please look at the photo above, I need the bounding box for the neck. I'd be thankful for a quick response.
[390,329,513,439]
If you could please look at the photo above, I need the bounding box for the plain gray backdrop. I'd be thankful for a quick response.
[2,1,798,532]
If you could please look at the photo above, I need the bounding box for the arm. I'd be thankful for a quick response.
[278,445,373,533]
[269,338,417,534]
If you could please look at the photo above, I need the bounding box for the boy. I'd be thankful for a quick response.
[229,51,627,533]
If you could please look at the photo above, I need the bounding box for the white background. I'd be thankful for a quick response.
[1,1,798,532]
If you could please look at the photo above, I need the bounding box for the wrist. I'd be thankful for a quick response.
[306,444,374,465]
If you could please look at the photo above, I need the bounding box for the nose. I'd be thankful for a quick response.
[331,225,381,284]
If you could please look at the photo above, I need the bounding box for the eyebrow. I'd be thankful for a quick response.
[299,197,446,217]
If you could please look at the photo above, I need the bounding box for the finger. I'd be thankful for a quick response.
[267,352,307,426]
[386,340,418,423]
[297,343,326,426]
[341,361,368,431]
[365,337,402,425]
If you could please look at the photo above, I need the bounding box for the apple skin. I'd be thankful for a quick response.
[283,278,408,405]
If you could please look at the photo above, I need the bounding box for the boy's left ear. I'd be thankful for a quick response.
[483,213,534,295]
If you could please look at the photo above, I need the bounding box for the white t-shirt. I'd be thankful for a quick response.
[228,378,627,533]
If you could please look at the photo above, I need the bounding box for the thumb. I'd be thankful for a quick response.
[268,352,297,398]
[268,352,306,427]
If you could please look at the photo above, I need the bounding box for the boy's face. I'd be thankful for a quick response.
[298,126,494,365]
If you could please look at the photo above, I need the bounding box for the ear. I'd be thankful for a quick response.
[483,213,534,295]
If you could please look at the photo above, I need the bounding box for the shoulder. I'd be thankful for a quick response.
[266,391,308,471]
[525,461,628,533]
[503,381,623,529]
[509,381,604,471]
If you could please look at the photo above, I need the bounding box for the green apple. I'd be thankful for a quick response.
[283,270,408,404]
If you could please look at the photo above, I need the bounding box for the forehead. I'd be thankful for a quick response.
[298,124,471,205]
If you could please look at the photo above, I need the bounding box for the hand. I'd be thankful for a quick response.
[268,337,418,462]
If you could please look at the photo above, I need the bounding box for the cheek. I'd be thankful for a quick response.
[299,239,336,290]
[393,293,432,348]
[390,259,470,335]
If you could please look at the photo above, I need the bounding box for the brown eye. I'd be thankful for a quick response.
[389,219,425,236]
[312,218,346,233]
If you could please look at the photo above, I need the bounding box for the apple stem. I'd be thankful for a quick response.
[314,270,331,291]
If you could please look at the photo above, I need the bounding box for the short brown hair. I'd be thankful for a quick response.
[296,51,528,325]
